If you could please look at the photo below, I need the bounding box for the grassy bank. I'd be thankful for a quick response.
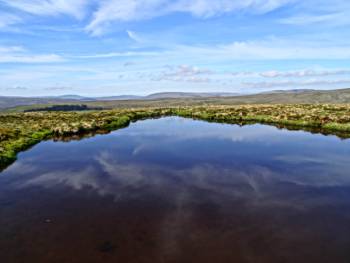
[0,108,172,170]
[1,104,350,171]
[174,104,350,133]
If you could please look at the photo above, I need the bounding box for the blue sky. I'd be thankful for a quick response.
[0,0,350,96]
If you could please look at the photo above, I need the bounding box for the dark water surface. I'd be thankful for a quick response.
[1,117,350,263]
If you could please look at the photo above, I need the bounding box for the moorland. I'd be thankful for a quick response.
[1,103,350,171]
[3,88,350,112]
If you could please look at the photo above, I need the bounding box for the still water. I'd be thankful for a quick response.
[1,117,350,263]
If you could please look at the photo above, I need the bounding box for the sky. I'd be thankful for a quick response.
[0,0,350,97]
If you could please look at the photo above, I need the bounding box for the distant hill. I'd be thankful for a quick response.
[0,96,80,111]
[1,89,350,111]
[53,95,95,101]
[93,92,239,100]
[259,89,316,94]
[97,95,143,101]
[0,92,239,109]
[144,92,239,99]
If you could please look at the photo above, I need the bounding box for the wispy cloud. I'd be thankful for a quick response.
[260,69,350,78]
[126,30,144,43]
[0,45,64,63]
[5,86,27,91]
[73,51,159,59]
[0,12,22,30]
[1,0,350,95]
[171,0,296,17]
[0,54,64,63]
[243,79,350,89]
[279,12,350,26]
[86,0,296,35]
[279,0,350,26]
[44,86,73,91]
[153,64,212,83]
[0,46,25,53]
[168,38,350,60]
[0,0,90,19]
[71,36,350,64]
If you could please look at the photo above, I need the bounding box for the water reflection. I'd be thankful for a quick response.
[1,117,350,263]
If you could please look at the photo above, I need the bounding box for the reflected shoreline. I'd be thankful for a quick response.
[1,116,350,172]
[1,116,350,263]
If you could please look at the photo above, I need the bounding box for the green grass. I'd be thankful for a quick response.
[1,104,350,171]
[103,115,131,130]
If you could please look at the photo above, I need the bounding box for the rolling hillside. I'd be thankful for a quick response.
[1,89,350,111]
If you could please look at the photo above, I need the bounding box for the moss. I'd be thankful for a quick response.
[103,116,131,130]
[31,130,53,140]
[323,122,350,132]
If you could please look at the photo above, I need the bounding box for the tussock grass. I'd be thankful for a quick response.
[1,104,350,170]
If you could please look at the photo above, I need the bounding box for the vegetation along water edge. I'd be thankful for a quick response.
[1,104,350,171]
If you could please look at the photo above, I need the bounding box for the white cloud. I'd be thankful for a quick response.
[167,39,350,60]
[44,86,73,91]
[280,13,339,25]
[0,46,25,53]
[5,86,27,91]
[0,0,348,37]
[0,45,64,63]
[0,54,64,63]
[126,30,144,43]
[73,51,159,59]
[0,12,22,30]
[0,0,90,19]
[279,0,350,26]
[0,0,347,36]
[164,64,212,76]
[86,0,296,35]
[172,0,295,17]
[242,79,350,89]
[154,64,212,83]
[260,69,350,78]
[279,12,350,26]
[86,0,165,36]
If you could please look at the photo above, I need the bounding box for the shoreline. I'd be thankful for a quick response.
[1,105,350,171]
